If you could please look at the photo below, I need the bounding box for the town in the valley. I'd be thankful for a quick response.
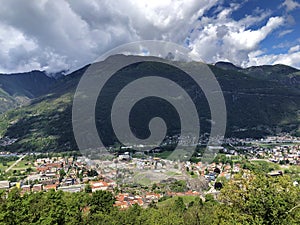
[0,134,300,209]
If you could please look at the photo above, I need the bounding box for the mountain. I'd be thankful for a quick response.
[215,61,241,71]
[0,70,58,113]
[241,64,300,88]
[0,55,299,152]
[215,62,300,88]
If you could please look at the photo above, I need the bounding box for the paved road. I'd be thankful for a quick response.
[5,154,26,173]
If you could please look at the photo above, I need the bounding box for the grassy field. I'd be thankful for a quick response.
[256,142,295,148]
[0,161,15,171]
[132,169,184,186]
[132,173,153,186]
[11,158,35,171]
[166,171,181,176]
[247,160,281,173]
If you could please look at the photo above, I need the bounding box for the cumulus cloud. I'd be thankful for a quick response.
[0,0,221,72]
[189,8,285,67]
[247,47,300,69]
[282,0,300,12]
[0,0,298,72]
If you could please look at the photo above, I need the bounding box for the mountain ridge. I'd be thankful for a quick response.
[0,55,299,152]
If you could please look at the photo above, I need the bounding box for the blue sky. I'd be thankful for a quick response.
[0,0,299,73]
[231,0,300,55]
[189,0,300,68]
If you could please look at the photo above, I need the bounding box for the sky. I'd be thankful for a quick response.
[0,0,299,73]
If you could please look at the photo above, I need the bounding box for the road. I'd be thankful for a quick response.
[5,154,26,173]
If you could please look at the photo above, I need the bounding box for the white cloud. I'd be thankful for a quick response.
[0,0,221,72]
[278,29,293,37]
[228,17,284,50]
[247,46,300,68]
[0,0,298,72]
[282,0,300,12]
[288,45,300,53]
[189,11,285,68]
[0,23,40,72]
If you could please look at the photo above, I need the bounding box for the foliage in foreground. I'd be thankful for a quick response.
[0,174,299,225]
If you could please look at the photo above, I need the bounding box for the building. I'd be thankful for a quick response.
[90,180,109,192]
[43,184,57,191]
[21,185,31,194]
[0,181,10,190]
[32,184,43,192]
[57,184,84,193]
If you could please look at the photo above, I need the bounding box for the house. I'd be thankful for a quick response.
[115,193,129,202]
[129,197,144,206]
[63,178,75,186]
[21,185,31,194]
[37,166,49,173]
[145,193,162,201]
[0,181,10,190]
[41,178,59,186]
[90,180,109,192]
[32,184,43,192]
[114,193,144,208]
[107,181,117,189]
[48,162,63,169]
[114,201,128,209]
[118,154,130,161]
[44,184,57,191]
[57,184,83,193]
[208,173,216,181]
[268,171,283,177]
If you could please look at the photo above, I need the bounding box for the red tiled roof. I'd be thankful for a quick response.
[116,193,129,201]
[90,180,109,187]
[44,184,57,190]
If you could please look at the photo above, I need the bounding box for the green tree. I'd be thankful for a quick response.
[89,191,115,214]
[174,197,186,212]
[35,190,66,224]
[216,173,300,224]
[85,184,92,193]
[205,194,216,203]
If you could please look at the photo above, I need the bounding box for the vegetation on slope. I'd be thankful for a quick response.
[0,173,299,224]
[0,57,299,152]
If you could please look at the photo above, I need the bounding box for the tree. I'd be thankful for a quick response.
[214,182,223,190]
[85,184,92,193]
[214,167,221,174]
[89,191,115,214]
[205,194,215,203]
[148,200,158,209]
[64,192,86,225]
[39,190,66,224]
[26,167,33,173]
[174,197,186,212]
[216,173,300,224]
[59,169,66,178]
[87,169,98,177]
[151,183,157,191]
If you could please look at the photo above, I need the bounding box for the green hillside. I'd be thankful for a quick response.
[0,70,59,113]
[0,56,299,152]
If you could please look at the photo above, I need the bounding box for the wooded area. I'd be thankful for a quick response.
[0,173,299,224]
